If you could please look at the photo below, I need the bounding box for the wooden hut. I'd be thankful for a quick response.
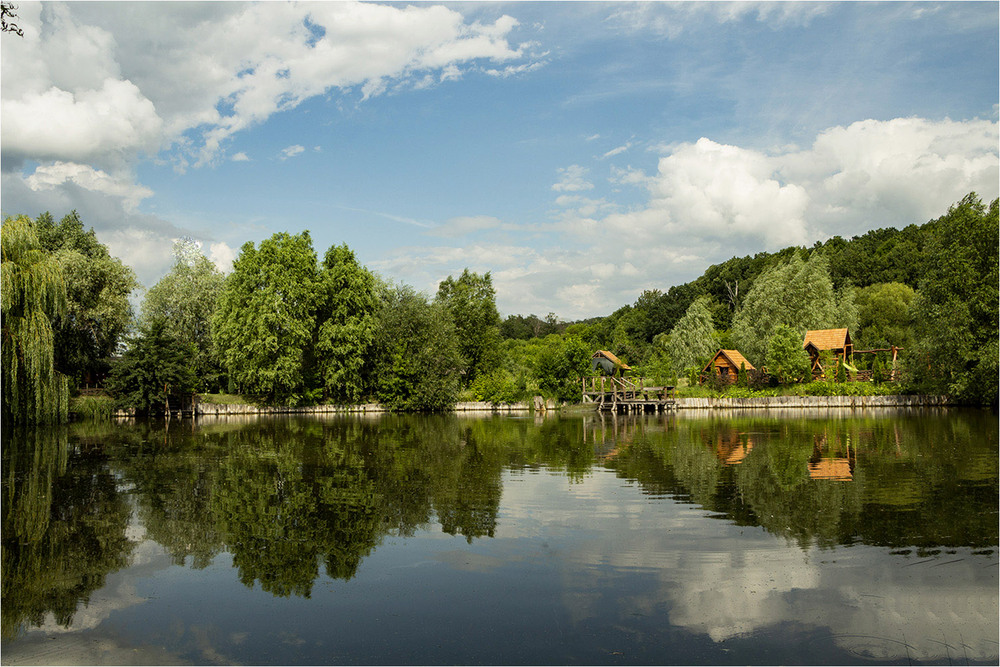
[701,349,755,383]
[802,328,853,376]
[591,350,631,376]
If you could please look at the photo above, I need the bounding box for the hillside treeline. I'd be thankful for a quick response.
[2,193,996,422]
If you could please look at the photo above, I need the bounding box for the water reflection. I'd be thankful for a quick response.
[2,408,997,663]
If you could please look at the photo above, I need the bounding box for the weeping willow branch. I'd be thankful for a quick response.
[2,216,69,424]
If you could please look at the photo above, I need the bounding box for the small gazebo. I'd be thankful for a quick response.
[802,328,853,376]
[591,350,631,376]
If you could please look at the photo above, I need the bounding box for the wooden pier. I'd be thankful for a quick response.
[581,376,677,414]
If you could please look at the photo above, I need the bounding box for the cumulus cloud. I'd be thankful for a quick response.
[379,116,998,320]
[1,1,535,289]
[209,242,238,273]
[25,162,153,211]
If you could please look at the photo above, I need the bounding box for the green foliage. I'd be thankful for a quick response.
[315,244,381,403]
[737,361,748,388]
[34,211,138,387]
[766,324,812,385]
[733,253,849,366]
[872,356,887,384]
[500,312,563,340]
[436,269,502,386]
[212,232,319,405]
[908,194,999,404]
[107,320,198,415]
[662,295,717,372]
[69,395,115,421]
[197,393,247,405]
[835,359,847,383]
[375,285,463,411]
[140,238,226,392]
[1,215,69,424]
[535,334,592,402]
[470,369,523,405]
[855,282,916,350]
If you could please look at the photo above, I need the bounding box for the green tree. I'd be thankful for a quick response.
[908,194,999,403]
[314,244,381,403]
[766,324,812,384]
[375,285,463,411]
[34,212,138,388]
[140,238,226,392]
[737,361,748,388]
[662,295,718,372]
[535,334,591,402]
[212,232,319,404]
[107,319,198,416]
[1,215,69,424]
[733,253,853,365]
[854,282,916,350]
[435,269,502,386]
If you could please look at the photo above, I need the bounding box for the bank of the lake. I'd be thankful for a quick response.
[182,394,950,417]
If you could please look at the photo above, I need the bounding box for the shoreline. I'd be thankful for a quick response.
[174,394,952,418]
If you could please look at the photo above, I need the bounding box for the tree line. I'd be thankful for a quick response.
[2,192,996,422]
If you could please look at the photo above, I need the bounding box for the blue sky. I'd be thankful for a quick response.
[2,1,997,319]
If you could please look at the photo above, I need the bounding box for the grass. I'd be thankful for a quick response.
[69,394,116,420]
[197,393,250,405]
[674,380,907,400]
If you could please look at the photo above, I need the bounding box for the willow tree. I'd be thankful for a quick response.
[1,215,69,424]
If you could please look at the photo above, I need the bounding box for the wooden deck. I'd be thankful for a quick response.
[582,377,677,413]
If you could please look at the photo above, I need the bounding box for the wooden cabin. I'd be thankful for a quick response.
[701,349,755,383]
[802,328,853,376]
[591,350,631,376]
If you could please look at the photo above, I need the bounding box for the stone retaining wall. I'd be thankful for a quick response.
[673,394,949,410]
[194,400,531,416]
[147,394,949,418]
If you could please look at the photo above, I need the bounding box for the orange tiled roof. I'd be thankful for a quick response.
[803,328,850,351]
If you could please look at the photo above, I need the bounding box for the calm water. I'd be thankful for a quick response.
[2,408,997,665]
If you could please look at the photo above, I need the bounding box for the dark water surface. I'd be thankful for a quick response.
[2,408,997,665]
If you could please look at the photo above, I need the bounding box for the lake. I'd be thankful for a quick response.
[2,407,997,665]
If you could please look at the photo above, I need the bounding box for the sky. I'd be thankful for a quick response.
[2,1,997,321]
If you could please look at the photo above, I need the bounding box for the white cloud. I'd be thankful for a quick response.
[231,152,250,162]
[280,144,306,160]
[377,116,998,320]
[25,162,153,211]
[209,242,238,273]
[601,142,632,159]
[1,1,534,172]
[609,2,834,39]
[551,164,594,192]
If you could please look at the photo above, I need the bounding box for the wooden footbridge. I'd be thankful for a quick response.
[581,376,677,414]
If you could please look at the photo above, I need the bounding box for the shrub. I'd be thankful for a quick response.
[69,395,115,421]
[471,370,523,405]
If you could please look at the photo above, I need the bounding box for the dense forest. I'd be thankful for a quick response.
[2,193,997,423]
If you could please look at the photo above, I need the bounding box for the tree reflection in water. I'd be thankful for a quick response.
[2,408,996,639]
[2,427,133,639]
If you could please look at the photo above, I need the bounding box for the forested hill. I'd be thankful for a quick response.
[505,192,992,342]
